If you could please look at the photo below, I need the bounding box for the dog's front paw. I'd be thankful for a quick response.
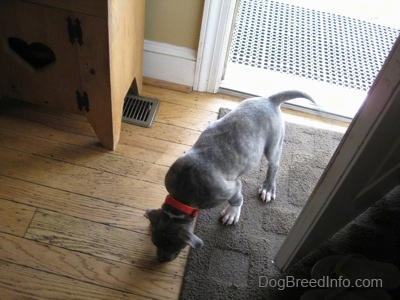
[258,187,276,202]
[220,204,241,225]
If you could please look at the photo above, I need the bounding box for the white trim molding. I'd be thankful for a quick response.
[143,40,197,87]
[193,0,237,93]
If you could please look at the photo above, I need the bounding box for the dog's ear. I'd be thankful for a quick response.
[144,209,162,225]
[181,230,204,249]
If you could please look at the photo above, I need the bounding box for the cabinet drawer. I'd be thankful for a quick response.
[24,0,107,18]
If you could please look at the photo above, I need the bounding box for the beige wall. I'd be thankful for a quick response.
[144,0,204,50]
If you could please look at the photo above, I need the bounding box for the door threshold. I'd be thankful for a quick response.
[218,86,353,124]
[220,62,366,122]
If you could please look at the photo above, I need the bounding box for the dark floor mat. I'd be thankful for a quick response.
[179,108,400,299]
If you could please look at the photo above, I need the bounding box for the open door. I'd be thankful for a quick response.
[274,35,400,272]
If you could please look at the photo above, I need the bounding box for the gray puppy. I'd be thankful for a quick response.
[146,90,314,262]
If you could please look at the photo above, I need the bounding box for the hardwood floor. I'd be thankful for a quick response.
[0,85,347,299]
[0,85,239,300]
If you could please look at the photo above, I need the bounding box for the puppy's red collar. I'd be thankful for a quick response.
[164,195,199,217]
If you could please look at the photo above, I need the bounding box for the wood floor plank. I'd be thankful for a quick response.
[0,260,153,300]
[0,113,92,144]
[0,232,181,299]
[0,147,167,210]
[154,100,217,131]
[0,110,191,167]
[0,198,36,236]
[0,98,96,133]
[25,209,188,274]
[121,120,201,146]
[142,85,240,112]
[117,130,190,166]
[0,176,150,234]
[120,130,187,167]
[0,127,167,185]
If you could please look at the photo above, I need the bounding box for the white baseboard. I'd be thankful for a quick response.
[143,40,197,87]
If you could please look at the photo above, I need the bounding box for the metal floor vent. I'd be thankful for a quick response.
[229,0,400,91]
[122,95,159,128]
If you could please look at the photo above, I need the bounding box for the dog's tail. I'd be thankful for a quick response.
[269,90,315,106]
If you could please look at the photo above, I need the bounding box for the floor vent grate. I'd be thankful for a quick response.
[229,0,400,91]
[122,95,160,128]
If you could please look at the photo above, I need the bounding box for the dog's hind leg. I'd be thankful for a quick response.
[259,162,278,202]
[259,134,284,202]
[220,179,243,225]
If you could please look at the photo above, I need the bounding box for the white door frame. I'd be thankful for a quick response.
[193,0,237,93]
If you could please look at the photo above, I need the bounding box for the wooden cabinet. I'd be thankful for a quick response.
[0,0,145,150]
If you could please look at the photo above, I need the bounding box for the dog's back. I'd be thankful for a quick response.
[165,90,314,207]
